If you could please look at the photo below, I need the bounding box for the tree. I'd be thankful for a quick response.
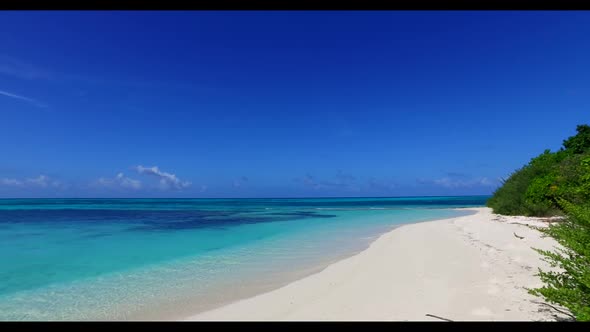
[563,124,590,154]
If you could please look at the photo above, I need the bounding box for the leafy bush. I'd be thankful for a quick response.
[487,125,590,216]
[529,200,590,321]
[486,150,564,216]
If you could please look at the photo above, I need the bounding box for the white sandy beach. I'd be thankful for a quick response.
[184,207,570,321]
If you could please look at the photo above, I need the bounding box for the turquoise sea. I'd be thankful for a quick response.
[0,196,487,320]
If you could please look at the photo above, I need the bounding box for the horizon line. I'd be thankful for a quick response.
[0,194,492,200]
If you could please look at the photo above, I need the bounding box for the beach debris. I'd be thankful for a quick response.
[531,301,576,320]
[425,313,454,322]
[513,232,525,240]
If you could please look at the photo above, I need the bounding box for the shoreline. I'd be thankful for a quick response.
[184,207,569,321]
[131,208,474,320]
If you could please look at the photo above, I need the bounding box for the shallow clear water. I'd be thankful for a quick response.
[0,196,487,320]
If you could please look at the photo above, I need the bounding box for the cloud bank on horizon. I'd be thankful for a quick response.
[134,165,192,190]
[417,176,499,189]
[0,175,62,188]
[92,166,193,191]
[0,168,500,198]
[95,173,142,190]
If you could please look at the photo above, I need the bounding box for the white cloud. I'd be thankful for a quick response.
[479,177,493,186]
[1,175,62,188]
[431,176,497,189]
[134,165,191,190]
[116,173,142,189]
[96,173,142,190]
[0,178,21,186]
[0,89,47,108]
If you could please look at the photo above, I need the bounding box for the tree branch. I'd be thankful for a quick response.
[425,313,454,322]
[531,301,576,320]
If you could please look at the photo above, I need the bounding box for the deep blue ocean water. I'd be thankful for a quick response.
[0,196,488,320]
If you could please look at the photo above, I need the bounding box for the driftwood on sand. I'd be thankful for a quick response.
[425,313,454,321]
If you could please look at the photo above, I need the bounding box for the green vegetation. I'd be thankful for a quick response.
[529,200,590,321]
[486,124,590,321]
[487,124,590,216]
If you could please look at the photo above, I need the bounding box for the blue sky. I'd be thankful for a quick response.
[0,11,589,198]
